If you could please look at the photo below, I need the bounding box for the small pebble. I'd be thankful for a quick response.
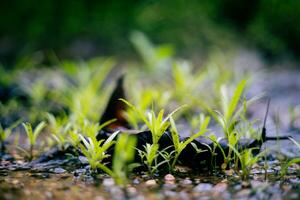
[73,168,86,176]
[193,183,213,192]
[145,179,157,186]
[213,182,228,192]
[225,169,234,176]
[126,186,138,196]
[235,189,251,198]
[163,183,177,190]
[132,178,140,185]
[180,178,192,185]
[164,174,175,182]
[53,167,66,174]
[242,181,250,188]
[42,191,52,198]
[103,178,115,187]
[79,156,88,164]
[164,174,176,184]
[94,196,105,200]
[178,191,190,200]
[164,190,177,197]
[251,180,263,188]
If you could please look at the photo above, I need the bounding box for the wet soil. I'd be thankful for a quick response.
[1,58,300,199]
[0,166,299,200]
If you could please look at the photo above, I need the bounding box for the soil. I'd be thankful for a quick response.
[1,57,300,199]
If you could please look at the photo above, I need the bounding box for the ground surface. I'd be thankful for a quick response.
[1,54,300,199]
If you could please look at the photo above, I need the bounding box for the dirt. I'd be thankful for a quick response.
[1,53,300,199]
[0,167,299,200]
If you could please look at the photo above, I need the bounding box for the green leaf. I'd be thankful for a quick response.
[170,117,180,152]
[225,79,247,122]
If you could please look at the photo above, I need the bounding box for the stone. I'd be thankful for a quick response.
[53,167,66,174]
[145,179,157,186]
[193,183,213,192]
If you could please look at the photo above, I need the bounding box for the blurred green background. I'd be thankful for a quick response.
[1,0,299,64]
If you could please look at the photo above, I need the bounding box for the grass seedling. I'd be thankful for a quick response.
[110,133,138,186]
[21,121,46,160]
[191,133,227,171]
[79,130,119,172]
[68,128,80,147]
[120,99,185,144]
[47,113,71,150]
[198,79,262,139]
[0,120,21,153]
[172,61,206,104]
[215,79,247,138]
[137,143,171,175]
[61,58,114,125]
[125,88,172,129]
[170,114,210,170]
[121,99,186,174]
[280,137,300,178]
[130,31,173,74]
[228,146,262,180]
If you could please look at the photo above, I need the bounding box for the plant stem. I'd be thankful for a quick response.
[29,144,33,161]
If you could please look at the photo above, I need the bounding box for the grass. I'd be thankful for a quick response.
[121,99,186,174]
[21,121,46,160]
[170,114,210,170]
[110,133,138,186]
[280,137,300,178]
[0,34,299,185]
[0,120,21,153]
[79,130,119,172]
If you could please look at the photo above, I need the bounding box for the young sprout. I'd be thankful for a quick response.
[61,58,114,124]
[46,113,71,150]
[68,128,81,147]
[203,134,226,170]
[216,79,247,138]
[125,88,171,129]
[120,99,185,144]
[280,138,300,178]
[79,131,119,172]
[137,143,170,175]
[228,145,265,180]
[111,133,138,186]
[22,121,46,160]
[172,61,206,104]
[170,114,210,170]
[121,99,186,174]
[130,31,173,74]
[0,120,21,153]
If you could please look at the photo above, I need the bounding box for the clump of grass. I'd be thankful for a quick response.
[124,87,172,129]
[77,120,120,172]
[46,113,71,150]
[280,137,300,178]
[228,145,265,180]
[170,114,210,171]
[21,121,46,160]
[0,120,21,153]
[130,31,173,75]
[120,99,185,144]
[60,58,114,125]
[79,130,119,172]
[172,61,206,104]
[121,98,185,174]
[209,79,247,139]
[110,133,138,186]
[137,143,172,175]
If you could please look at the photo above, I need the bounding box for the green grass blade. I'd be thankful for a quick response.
[225,79,247,122]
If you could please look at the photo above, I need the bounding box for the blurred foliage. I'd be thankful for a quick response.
[1,0,300,63]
